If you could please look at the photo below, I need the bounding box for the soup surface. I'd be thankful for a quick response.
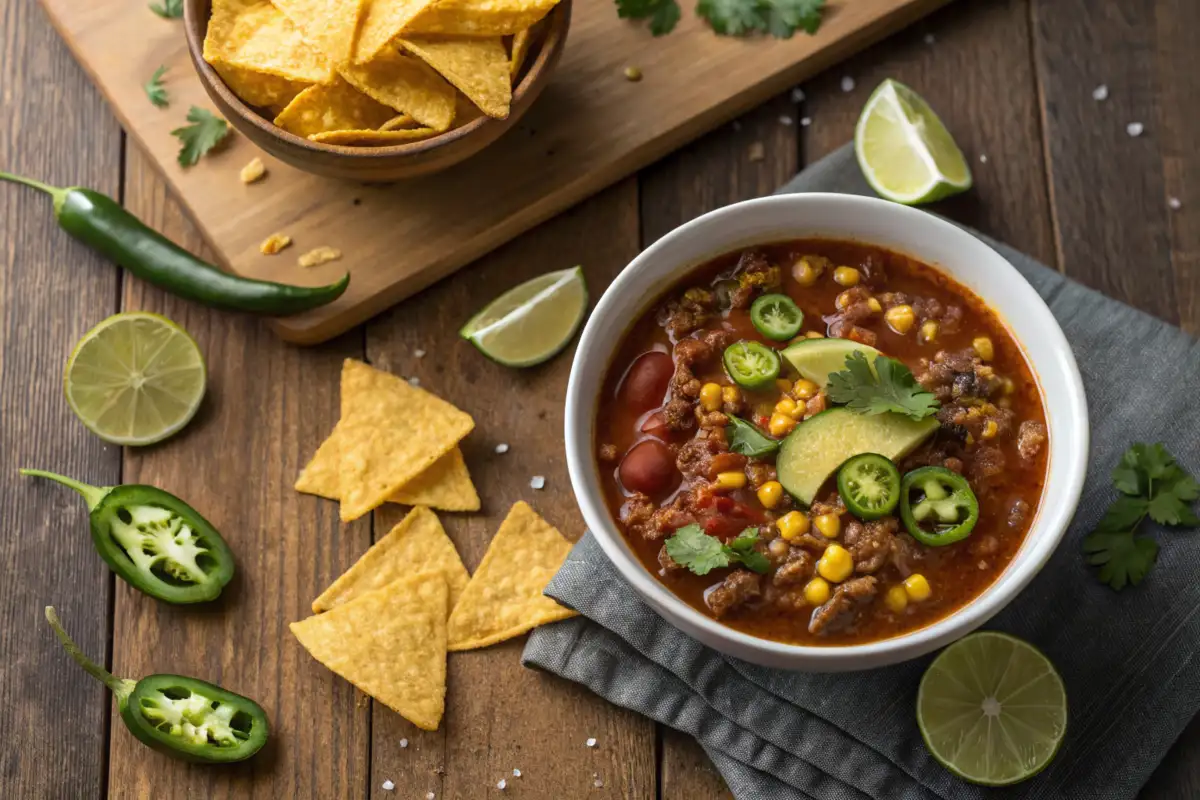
[594,240,1048,645]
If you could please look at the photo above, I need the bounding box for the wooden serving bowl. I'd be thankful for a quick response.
[184,0,570,182]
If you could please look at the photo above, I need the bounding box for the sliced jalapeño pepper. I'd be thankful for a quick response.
[723,340,781,391]
[750,293,804,341]
[837,453,901,520]
[46,608,269,763]
[20,469,234,603]
[899,466,979,546]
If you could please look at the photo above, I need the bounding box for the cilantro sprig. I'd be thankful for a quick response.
[727,414,779,457]
[665,524,770,576]
[144,66,169,109]
[826,352,940,421]
[1083,443,1199,590]
[617,0,824,38]
[171,107,230,167]
[150,0,183,18]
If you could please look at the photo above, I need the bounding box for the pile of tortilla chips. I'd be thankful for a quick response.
[290,502,577,730]
[203,0,560,146]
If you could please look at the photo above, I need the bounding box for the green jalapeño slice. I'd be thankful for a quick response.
[20,469,235,603]
[723,340,781,391]
[837,453,901,519]
[750,293,804,341]
[900,466,979,545]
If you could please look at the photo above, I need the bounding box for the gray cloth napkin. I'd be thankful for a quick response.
[523,144,1200,800]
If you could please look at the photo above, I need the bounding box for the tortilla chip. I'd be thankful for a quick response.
[447,502,577,650]
[355,0,438,64]
[509,28,532,80]
[338,359,474,521]
[312,507,470,613]
[310,127,438,145]
[211,62,311,108]
[272,0,367,68]
[380,113,418,130]
[291,572,448,730]
[398,36,510,119]
[204,0,336,84]
[405,0,558,36]
[274,78,397,137]
[339,48,457,131]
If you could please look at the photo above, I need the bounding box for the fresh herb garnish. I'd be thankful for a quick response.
[665,524,770,576]
[727,414,780,458]
[1083,443,1199,590]
[616,0,823,38]
[144,66,169,109]
[171,107,230,167]
[149,0,183,18]
[826,352,939,421]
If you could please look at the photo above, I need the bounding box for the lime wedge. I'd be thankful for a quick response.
[917,631,1067,786]
[460,266,588,367]
[64,312,207,446]
[855,79,972,205]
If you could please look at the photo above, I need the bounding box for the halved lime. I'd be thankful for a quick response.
[917,631,1067,786]
[460,266,588,367]
[64,312,207,446]
[855,79,972,205]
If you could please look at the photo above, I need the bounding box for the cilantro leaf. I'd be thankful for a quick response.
[1148,470,1200,525]
[1094,495,1149,533]
[762,0,824,38]
[615,0,682,35]
[1083,530,1158,591]
[171,107,230,167]
[150,0,183,18]
[727,415,779,458]
[144,66,169,109]
[665,525,770,576]
[826,352,940,421]
[697,0,762,35]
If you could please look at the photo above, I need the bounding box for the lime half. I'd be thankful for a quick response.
[460,266,588,367]
[917,631,1067,786]
[855,79,972,205]
[64,312,207,446]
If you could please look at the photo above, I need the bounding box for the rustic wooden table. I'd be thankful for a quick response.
[2,0,1196,797]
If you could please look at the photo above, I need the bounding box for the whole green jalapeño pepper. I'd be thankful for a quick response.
[21,469,234,603]
[899,466,980,546]
[46,607,269,763]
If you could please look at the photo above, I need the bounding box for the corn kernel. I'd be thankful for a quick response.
[836,290,854,310]
[1002,377,1015,395]
[803,577,831,605]
[775,397,799,417]
[904,574,932,602]
[884,584,909,613]
[792,258,820,287]
[965,433,976,446]
[833,266,860,287]
[775,378,793,393]
[721,385,741,405]
[805,331,825,339]
[699,382,723,412]
[885,304,915,334]
[792,379,819,401]
[981,420,999,440]
[817,544,853,583]
[768,412,797,437]
[757,481,784,509]
[867,297,883,313]
[920,320,939,343]
[776,511,810,541]
[972,336,995,361]
[714,471,747,491]
[814,513,841,539]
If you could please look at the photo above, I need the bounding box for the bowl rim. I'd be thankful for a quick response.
[182,0,570,159]
[563,192,1090,669]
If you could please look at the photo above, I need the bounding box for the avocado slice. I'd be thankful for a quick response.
[778,408,939,505]
[782,338,881,385]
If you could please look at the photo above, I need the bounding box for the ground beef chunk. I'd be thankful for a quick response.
[728,250,783,309]
[1008,498,1031,529]
[708,452,748,477]
[808,576,878,635]
[621,493,657,540]
[810,495,845,516]
[793,533,830,554]
[696,408,729,429]
[599,444,619,462]
[773,550,814,587]
[663,397,696,432]
[658,287,716,337]
[804,393,828,419]
[918,349,1003,406]
[944,457,965,474]
[676,437,720,481]
[889,533,924,578]
[706,569,762,617]
[658,544,685,575]
[663,335,725,432]
[969,445,1006,482]
[746,462,777,489]
[845,517,899,574]
[1017,420,1047,462]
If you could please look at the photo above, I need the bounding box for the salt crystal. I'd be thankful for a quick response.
[979,154,988,164]
[408,376,421,386]
[400,738,409,748]
[1126,122,1144,137]
[497,779,507,791]
[586,737,597,748]
[530,476,546,490]
[414,349,426,359]
[381,780,395,791]
[790,87,806,104]
[1168,197,1182,210]
[799,117,812,128]
[840,76,855,93]
[513,769,522,778]
[426,793,436,800]
[495,443,510,454]
[594,777,605,788]
[1092,84,1109,101]
[779,115,793,126]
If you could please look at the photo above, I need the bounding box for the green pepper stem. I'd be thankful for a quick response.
[44,607,136,704]
[19,468,110,511]
[0,171,71,213]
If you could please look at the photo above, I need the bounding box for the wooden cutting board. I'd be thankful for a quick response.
[39,0,949,344]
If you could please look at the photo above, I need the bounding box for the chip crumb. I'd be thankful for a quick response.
[790,86,805,104]
[260,232,292,255]
[497,778,507,791]
[1092,84,1109,101]
[747,142,765,162]
[513,768,522,778]
[585,737,597,748]
[923,32,935,45]
[239,156,266,184]
[779,115,793,126]
[409,377,421,387]
[1168,197,1182,210]
[623,66,642,82]
[530,475,545,490]
[400,738,409,748]
[840,76,855,93]
[382,779,395,791]
[414,349,427,358]
[298,246,342,268]
[800,116,812,127]
[495,443,510,454]
[1126,122,1144,137]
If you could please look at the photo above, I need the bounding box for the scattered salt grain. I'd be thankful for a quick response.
[1092,84,1109,101]
[426,793,436,800]
[381,780,395,791]
[1126,122,1144,137]
[408,377,420,387]
[790,87,806,104]
[531,476,546,490]
[586,737,597,748]
[497,778,508,791]
[979,154,988,164]
[1168,197,1182,210]
[840,76,855,93]
[413,349,426,359]
[799,117,812,128]
[779,115,793,126]
[593,773,605,788]
[495,443,510,454]
[400,738,409,748]
[923,33,935,45]
[513,768,522,778]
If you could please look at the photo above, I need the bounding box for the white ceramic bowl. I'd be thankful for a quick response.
[564,193,1089,671]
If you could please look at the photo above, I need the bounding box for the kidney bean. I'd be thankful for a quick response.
[618,439,679,496]
[640,411,670,440]
[618,351,674,413]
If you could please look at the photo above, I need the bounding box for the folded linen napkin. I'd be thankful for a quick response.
[523,144,1200,800]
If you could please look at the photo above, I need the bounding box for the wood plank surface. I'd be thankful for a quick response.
[0,0,123,796]
[36,0,951,344]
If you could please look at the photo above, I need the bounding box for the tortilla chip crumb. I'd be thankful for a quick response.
[260,232,293,255]
[240,156,267,184]
[748,142,765,162]
[299,246,342,267]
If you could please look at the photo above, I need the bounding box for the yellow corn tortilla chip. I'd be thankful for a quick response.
[398,36,510,119]
[338,359,474,521]
[211,62,312,108]
[295,422,479,511]
[339,48,456,131]
[312,507,470,613]
[274,78,397,137]
[291,571,448,730]
[509,28,531,80]
[271,0,367,68]
[355,0,438,64]
[447,502,578,650]
[204,0,336,84]
[405,0,559,36]
[310,127,438,145]
[380,113,418,130]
